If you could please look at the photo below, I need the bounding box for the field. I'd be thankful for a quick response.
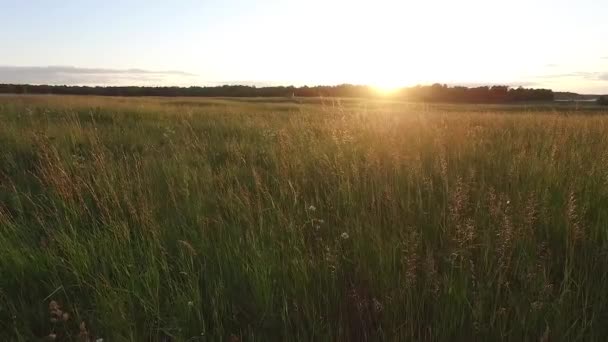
[1,95,608,341]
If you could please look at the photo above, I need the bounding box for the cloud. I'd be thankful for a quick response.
[539,71,608,81]
[0,66,197,86]
[545,63,559,68]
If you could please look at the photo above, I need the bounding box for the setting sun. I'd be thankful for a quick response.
[371,82,402,95]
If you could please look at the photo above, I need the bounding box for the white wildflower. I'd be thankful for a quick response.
[341,232,350,240]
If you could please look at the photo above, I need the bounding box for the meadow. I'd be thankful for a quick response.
[1,95,608,341]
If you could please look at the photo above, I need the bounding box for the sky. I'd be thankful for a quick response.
[1,0,608,93]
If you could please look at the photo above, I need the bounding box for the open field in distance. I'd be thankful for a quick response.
[1,95,608,340]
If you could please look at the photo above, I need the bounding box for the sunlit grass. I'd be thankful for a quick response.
[1,95,608,341]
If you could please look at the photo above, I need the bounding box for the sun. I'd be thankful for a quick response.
[372,83,400,95]
[362,67,412,95]
[370,78,403,95]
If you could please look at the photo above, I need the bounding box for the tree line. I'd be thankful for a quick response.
[402,84,554,103]
[0,83,555,103]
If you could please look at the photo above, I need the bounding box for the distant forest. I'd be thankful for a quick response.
[0,83,555,103]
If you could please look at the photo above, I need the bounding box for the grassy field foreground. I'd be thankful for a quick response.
[1,95,608,340]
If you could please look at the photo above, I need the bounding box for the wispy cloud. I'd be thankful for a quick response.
[539,71,608,81]
[0,66,197,86]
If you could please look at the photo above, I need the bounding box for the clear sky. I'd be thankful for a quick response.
[1,0,607,93]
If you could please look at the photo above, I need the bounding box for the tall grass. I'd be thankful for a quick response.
[1,95,608,341]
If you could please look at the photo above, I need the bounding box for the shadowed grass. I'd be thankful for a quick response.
[1,95,608,341]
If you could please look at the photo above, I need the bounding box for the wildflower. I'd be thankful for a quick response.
[341,232,349,240]
[46,333,57,341]
[49,300,63,323]
[188,301,194,307]
[49,300,59,312]
[308,205,316,212]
